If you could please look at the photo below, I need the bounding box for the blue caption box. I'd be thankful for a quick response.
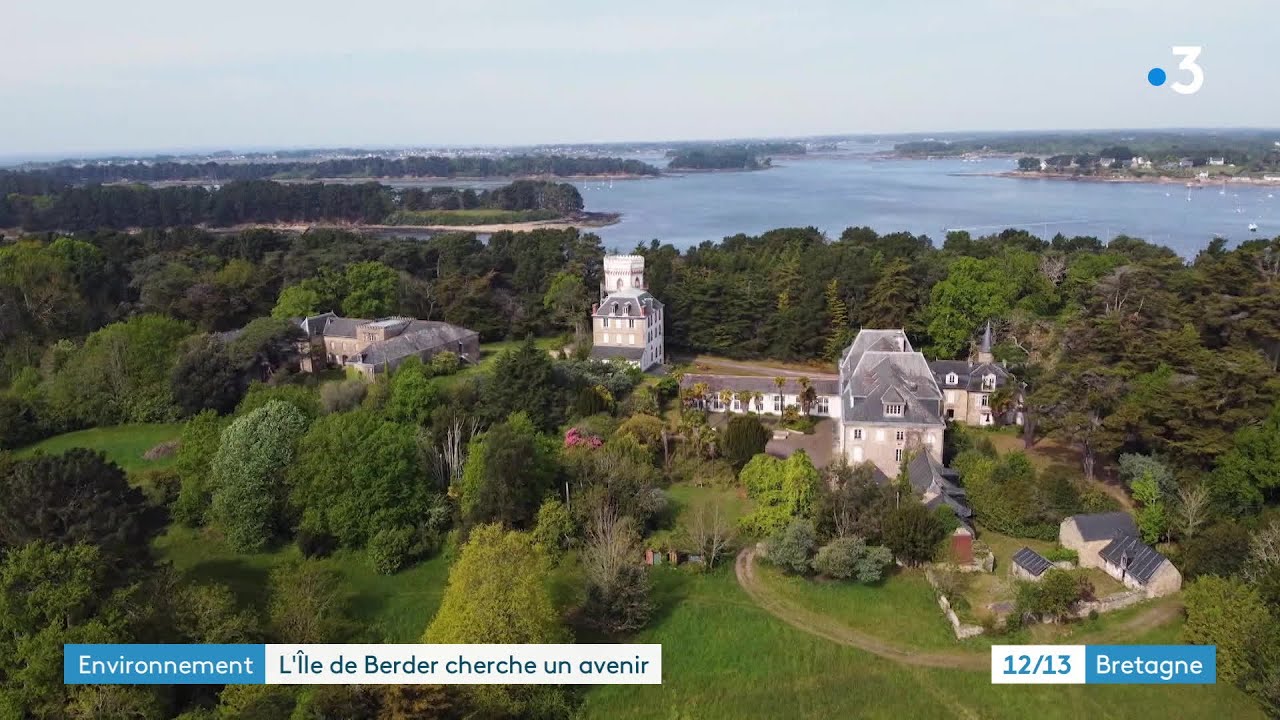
[1085,645,1216,684]
[65,644,265,684]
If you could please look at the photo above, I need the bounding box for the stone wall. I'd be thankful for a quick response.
[936,592,985,640]
[1074,590,1146,617]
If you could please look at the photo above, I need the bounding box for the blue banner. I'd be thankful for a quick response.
[65,644,265,685]
[1085,645,1216,684]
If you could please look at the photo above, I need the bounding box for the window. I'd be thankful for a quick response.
[884,403,904,417]
[945,372,958,385]
[982,413,992,425]
[875,429,885,441]
[612,302,618,314]
[895,448,903,462]
[980,394,990,407]
[982,374,997,391]
[895,430,905,442]
[852,428,863,440]
[925,433,935,445]
[816,397,829,415]
[603,317,609,328]
[852,447,864,462]
[774,395,783,412]
[628,334,635,345]
[628,319,635,329]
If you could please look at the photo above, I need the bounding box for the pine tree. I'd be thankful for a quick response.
[861,257,917,330]
[823,278,853,360]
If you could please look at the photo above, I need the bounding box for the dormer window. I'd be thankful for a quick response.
[612,302,619,315]
[982,374,997,391]
[884,403,904,417]
[625,303,632,316]
[945,372,958,386]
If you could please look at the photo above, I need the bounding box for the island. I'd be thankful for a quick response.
[666,142,806,171]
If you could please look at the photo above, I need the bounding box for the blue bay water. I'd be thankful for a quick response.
[571,150,1279,257]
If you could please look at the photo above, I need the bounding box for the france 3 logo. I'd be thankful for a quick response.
[1147,47,1203,95]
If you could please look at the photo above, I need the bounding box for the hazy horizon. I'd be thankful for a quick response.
[3,0,1275,157]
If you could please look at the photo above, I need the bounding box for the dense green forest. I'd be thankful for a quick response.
[666,143,805,170]
[894,130,1280,171]
[2,154,660,185]
[0,179,583,232]
[3,221,1280,718]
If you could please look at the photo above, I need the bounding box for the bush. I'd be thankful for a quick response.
[368,525,416,575]
[430,351,461,376]
[319,379,367,414]
[532,499,575,561]
[722,414,770,469]
[766,518,817,574]
[138,468,181,507]
[574,386,610,417]
[1043,547,1078,563]
[883,502,948,566]
[297,528,338,558]
[811,537,894,583]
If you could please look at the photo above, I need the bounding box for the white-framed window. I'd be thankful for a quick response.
[732,399,741,411]
[980,394,990,407]
[895,448,904,462]
[612,302,619,314]
[982,374,997,391]
[895,430,905,442]
[628,319,635,328]
[945,372,958,385]
[603,317,609,328]
[982,413,992,425]
[884,403,904,417]
[774,395,783,412]
[853,428,863,440]
[816,397,829,415]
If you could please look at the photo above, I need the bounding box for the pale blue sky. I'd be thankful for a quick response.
[1,0,1274,157]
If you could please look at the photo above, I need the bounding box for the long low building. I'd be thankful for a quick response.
[678,374,842,419]
[297,312,480,378]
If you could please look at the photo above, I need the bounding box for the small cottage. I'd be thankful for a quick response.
[1011,547,1052,582]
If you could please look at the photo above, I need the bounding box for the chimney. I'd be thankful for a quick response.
[591,303,598,314]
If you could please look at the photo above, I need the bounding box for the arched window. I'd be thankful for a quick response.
[625,303,632,316]
[633,275,640,287]
[616,279,623,291]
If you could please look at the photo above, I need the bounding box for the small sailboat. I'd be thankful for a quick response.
[1249,223,1259,232]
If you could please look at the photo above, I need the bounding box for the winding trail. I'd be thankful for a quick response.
[735,547,987,670]
[734,546,1184,672]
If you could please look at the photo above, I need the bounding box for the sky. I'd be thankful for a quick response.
[1,0,1276,157]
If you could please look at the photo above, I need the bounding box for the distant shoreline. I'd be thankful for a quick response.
[0,212,622,238]
[139,174,657,188]
[964,170,1280,187]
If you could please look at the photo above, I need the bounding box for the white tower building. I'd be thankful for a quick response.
[591,254,664,370]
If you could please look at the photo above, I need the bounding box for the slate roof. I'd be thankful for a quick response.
[593,287,664,318]
[1068,512,1139,542]
[298,312,337,338]
[1012,547,1053,577]
[590,346,645,361]
[840,352,945,426]
[318,316,370,339]
[678,374,840,396]
[355,323,477,367]
[929,360,1013,392]
[1098,535,1168,584]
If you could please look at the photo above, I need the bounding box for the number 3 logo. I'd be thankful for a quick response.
[1170,46,1204,95]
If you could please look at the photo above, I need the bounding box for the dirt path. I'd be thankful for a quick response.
[734,547,1182,671]
[689,357,837,379]
[735,547,988,670]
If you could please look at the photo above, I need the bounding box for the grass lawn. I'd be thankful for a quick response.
[580,566,1262,720]
[15,423,183,474]
[156,526,451,643]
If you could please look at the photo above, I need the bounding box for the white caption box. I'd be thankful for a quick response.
[265,644,661,685]
[991,645,1086,684]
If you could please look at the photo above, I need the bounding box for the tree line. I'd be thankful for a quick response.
[0,179,583,232]
[0,154,660,186]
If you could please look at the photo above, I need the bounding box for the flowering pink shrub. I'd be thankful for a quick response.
[564,427,603,449]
